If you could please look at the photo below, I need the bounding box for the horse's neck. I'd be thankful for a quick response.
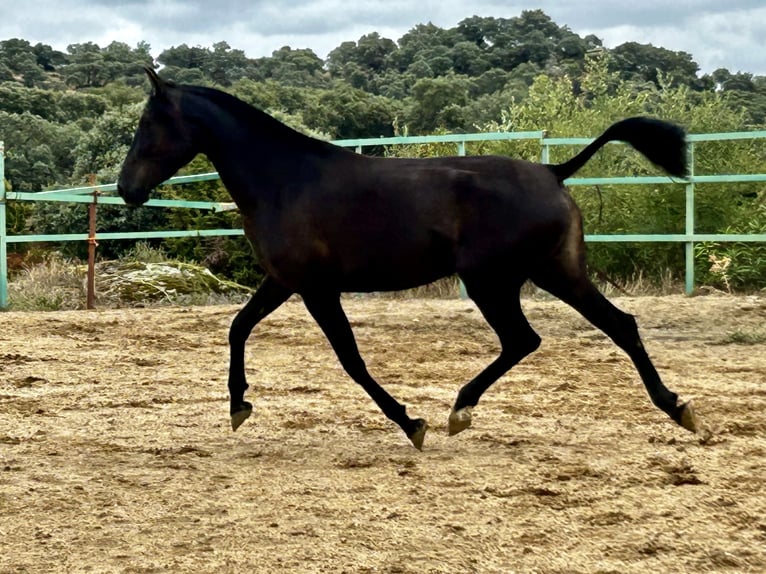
[186,91,333,201]
[191,93,327,169]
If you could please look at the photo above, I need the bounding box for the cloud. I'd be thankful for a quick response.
[573,5,766,74]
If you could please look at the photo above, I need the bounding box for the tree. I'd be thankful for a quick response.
[356,33,397,73]
[62,42,105,87]
[450,41,490,76]
[406,74,473,133]
[389,23,462,73]
[252,46,328,88]
[327,33,397,91]
[0,111,80,191]
[302,85,400,139]
[70,103,142,182]
[0,38,50,87]
[32,42,68,72]
[98,41,153,85]
[203,41,254,86]
[231,78,312,118]
[456,16,495,48]
[472,68,511,95]
[88,81,146,112]
[158,44,209,70]
[609,42,700,88]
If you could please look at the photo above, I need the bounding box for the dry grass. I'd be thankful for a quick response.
[376,270,685,301]
[7,254,86,311]
[5,251,251,311]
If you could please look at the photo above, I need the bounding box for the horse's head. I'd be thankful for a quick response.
[117,67,197,206]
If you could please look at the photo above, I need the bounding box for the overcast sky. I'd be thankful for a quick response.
[2,0,765,75]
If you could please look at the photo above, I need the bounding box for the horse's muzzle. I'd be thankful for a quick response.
[117,182,149,207]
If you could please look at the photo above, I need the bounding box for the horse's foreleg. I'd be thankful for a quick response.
[302,293,428,450]
[228,276,292,431]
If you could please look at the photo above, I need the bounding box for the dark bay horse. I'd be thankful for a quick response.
[118,67,698,449]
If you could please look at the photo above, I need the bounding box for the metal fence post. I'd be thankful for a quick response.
[86,175,99,309]
[540,131,550,164]
[457,140,468,299]
[0,140,7,309]
[685,142,696,295]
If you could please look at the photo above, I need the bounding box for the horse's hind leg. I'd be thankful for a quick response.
[449,277,541,435]
[228,275,292,431]
[302,292,428,450]
[532,266,698,433]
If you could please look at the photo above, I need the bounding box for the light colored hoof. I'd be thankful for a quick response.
[679,400,698,433]
[408,419,428,451]
[448,407,473,436]
[231,405,253,431]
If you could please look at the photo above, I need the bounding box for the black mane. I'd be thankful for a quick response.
[179,84,334,152]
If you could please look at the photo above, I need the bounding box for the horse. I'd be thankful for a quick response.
[118,67,698,450]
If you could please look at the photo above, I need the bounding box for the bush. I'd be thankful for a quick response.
[695,204,766,290]
[479,56,766,289]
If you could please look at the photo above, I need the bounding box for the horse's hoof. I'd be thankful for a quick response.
[678,400,698,433]
[448,407,473,436]
[408,419,428,451]
[231,402,253,431]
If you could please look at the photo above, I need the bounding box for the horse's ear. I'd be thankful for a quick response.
[144,66,165,96]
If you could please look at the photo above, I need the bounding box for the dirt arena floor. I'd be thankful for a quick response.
[1,293,765,573]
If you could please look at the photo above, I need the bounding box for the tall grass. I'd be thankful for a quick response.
[5,244,252,311]
[7,253,86,311]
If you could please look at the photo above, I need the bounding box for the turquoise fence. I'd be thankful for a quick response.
[1,129,766,308]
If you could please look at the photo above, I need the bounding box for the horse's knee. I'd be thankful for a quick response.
[228,319,250,347]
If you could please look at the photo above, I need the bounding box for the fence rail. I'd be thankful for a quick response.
[1,128,765,308]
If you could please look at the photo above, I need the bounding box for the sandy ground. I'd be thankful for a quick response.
[0,293,765,573]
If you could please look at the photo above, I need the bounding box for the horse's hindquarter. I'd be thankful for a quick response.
[440,156,573,273]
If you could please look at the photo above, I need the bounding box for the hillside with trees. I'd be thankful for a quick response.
[1,9,765,290]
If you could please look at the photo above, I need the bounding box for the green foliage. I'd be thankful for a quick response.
[0,111,80,191]
[70,102,143,181]
[28,101,154,261]
[327,33,398,91]
[695,204,766,290]
[62,41,152,88]
[481,57,766,288]
[609,42,701,88]
[302,85,400,138]
[406,74,474,133]
[251,46,329,88]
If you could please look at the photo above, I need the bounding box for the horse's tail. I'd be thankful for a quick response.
[547,117,688,182]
